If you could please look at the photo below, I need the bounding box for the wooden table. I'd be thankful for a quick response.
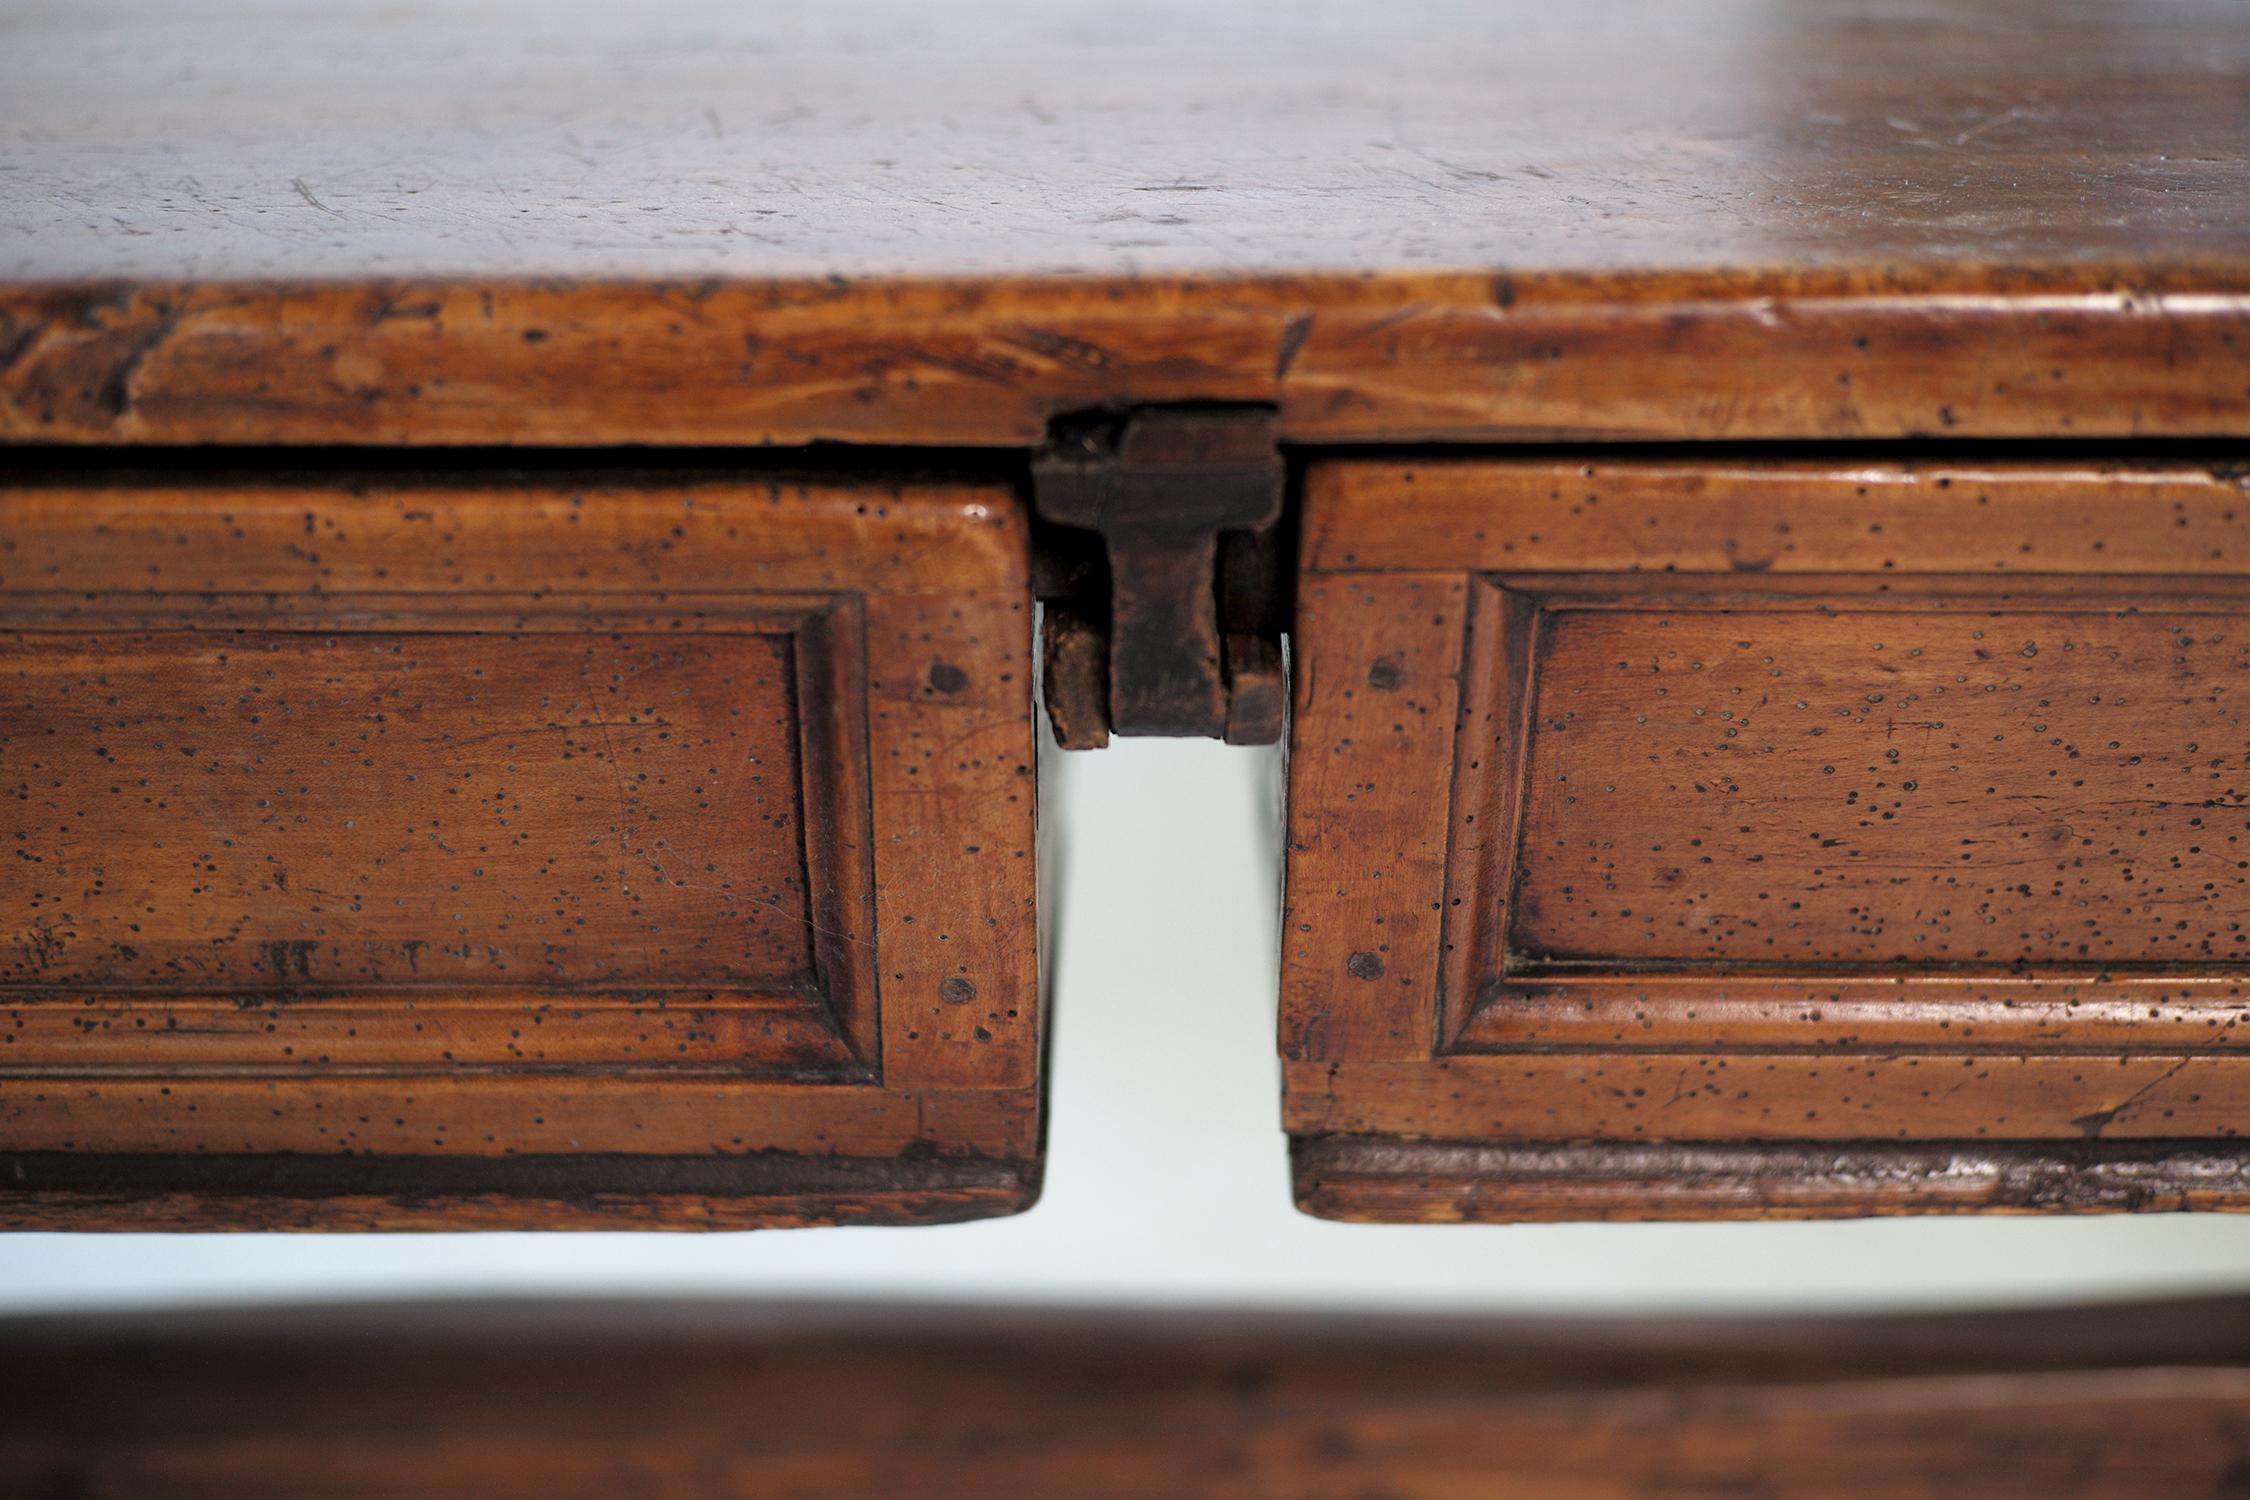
[3,0,2248,1226]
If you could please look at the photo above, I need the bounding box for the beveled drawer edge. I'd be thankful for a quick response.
[1292,1136,2250,1223]
[0,1142,1043,1231]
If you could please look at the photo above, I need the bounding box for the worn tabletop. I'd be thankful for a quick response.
[3,0,2246,445]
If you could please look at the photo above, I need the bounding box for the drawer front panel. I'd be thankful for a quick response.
[1456,579,2250,1056]
[1284,458,2250,1220]
[1512,591,2250,968]
[9,621,817,988]
[0,473,1040,1227]
[4,607,861,1070]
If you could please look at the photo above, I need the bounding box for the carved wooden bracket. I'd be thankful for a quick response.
[1031,405,1286,747]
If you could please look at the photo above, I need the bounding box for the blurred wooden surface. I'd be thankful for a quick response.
[2,0,2247,445]
[3,1296,2247,1498]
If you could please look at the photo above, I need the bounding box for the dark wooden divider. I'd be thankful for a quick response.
[4,1295,2246,1497]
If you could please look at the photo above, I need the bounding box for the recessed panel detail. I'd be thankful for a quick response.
[1512,602,2250,969]
[5,627,813,991]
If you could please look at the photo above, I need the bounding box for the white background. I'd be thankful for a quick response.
[4,741,2248,1313]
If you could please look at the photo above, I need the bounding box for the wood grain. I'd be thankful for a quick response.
[7,0,2245,278]
[1279,572,1467,1062]
[1510,589,2250,968]
[1295,1138,2250,1220]
[5,1296,2249,1498]
[4,274,2245,449]
[1302,460,2250,578]
[0,467,1042,1227]
[11,0,2250,1229]
[4,619,824,995]
[0,1139,1041,1231]
[1283,1055,2250,1143]
[1285,458,2250,1218]
[1,0,2247,445]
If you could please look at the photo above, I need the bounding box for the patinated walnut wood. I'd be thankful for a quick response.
[0,465,1042,1227]
[6,0,2250,1228]
[5,1296,2249,1498]
[1,0,2248,447]
[1295,1139,2250,1221]
[1284,458,2250,1220]
[14,0,2247,282]
[6,273,2246,451]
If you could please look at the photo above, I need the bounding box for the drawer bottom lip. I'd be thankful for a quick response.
[0,1148,1042,1232]
[1292,1135,2250,1224]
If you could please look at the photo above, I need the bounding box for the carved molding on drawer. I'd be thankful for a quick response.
[1442,574,2250,1059]
[1283,459,2250,1217]
[3,595,881,1081]
[0,473,1041,1226]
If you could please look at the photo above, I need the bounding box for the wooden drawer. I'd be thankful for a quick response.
[1283,457,2250,1220]
[0,466,1041,1227]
